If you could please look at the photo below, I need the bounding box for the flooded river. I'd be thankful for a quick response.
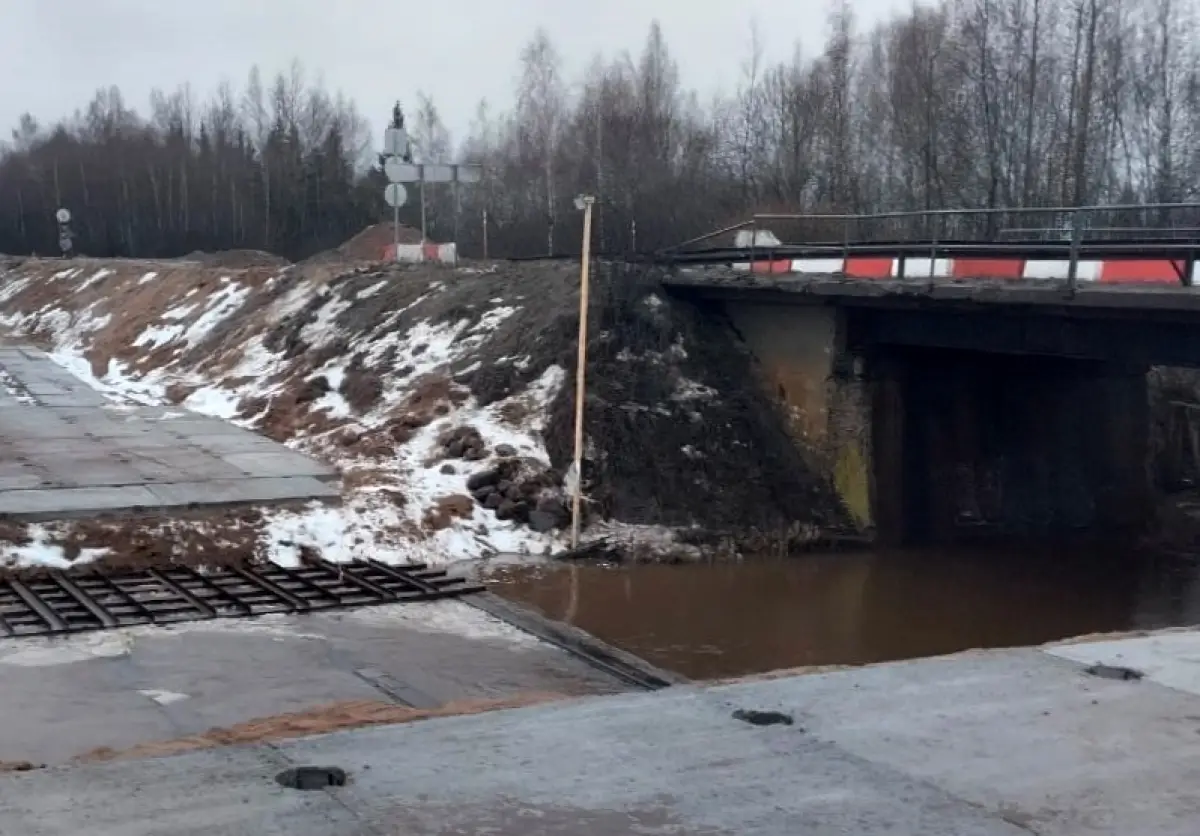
[488,544,1200,680]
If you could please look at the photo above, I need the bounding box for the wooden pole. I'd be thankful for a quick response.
[570,196,595,549]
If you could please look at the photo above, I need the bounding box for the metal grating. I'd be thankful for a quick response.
[0,559,484,638]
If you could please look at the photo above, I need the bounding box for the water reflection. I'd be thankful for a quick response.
[488,545,1200,680]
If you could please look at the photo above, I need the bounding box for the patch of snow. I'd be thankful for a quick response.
[587,520,689,555]
[300,294,352,349]
[0,616,334,668]
[183,386,241,420]
[138,271,159,285]
[673,378,718,401]
[472,306,518,334]
[0,632,133,667]
[340,601,540,646]
[312,364,351,418]
[162,304,196,321]
[261,498,410,568]
[364,318,470,410]
[138,689,190,705]
[391,364,568,562]
[273,277,319,321]
[0,524,108,570]
[0,276,31,304]
[133,323,183,350]
[223,336,286,402]
[356,280,388,300]
[100,359,168,405]
[77,268,113,292]
[132,302,202,349]
[320,366,346,389]
[183,282,250,347]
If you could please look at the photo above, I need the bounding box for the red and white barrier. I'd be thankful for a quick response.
[732,256,1194,285]
[385,242,458,264]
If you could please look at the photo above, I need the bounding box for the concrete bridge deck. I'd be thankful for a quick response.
[0,346,337,520]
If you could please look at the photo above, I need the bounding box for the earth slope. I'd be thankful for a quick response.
[0,252,835,570]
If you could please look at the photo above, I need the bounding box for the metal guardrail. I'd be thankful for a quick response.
[662,203,1200,292]
[997,227,1200,241]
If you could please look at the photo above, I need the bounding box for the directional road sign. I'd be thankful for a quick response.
[384,158,420,183]
[382,128,409,157]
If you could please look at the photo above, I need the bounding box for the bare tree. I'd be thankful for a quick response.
[515,28,566,254]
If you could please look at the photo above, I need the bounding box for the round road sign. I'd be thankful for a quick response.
[384,183,408,208]
[55,208,71,224]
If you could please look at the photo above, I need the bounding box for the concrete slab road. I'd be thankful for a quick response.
[4,632,1200,834]
[0,601,623,767]
[0,346,337,518]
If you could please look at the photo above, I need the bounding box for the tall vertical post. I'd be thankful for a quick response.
[392,197,399,261]
[570,195,596,549]
[419,167,428,245]
[1067,207,1082,294]
[482,210,489,259]
[452,176,461,266]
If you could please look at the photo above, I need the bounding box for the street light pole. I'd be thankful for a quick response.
[570,195,595,549]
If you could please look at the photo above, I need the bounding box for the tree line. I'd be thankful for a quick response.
[4,0,1200,262]
[0,65,379,261]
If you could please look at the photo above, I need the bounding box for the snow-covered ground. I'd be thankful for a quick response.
[0,257,579,570]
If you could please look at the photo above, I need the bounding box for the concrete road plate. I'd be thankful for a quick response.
[0,346,338,519]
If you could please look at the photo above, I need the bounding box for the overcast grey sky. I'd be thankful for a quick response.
[2,0,905,148]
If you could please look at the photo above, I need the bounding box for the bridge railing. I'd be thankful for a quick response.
[665,203,1200,288]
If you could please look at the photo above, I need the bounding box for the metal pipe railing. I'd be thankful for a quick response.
[665,203,1200,291]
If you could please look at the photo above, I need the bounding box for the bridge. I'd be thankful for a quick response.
[655,204,1200,547]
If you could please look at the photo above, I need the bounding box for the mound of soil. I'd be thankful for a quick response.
[181,250,290,269]
[542,266,843,535]
[257,259,842,538]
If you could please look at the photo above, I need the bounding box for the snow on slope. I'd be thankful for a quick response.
[0,257,573,569]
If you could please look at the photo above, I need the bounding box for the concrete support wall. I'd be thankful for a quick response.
[724,303,873,530]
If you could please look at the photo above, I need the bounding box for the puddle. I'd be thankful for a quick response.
[489,545,1200,680]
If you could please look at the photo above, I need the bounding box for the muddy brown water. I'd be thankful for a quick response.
[488,545,1200,680]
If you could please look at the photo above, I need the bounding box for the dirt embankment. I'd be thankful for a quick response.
[0,247,842,569]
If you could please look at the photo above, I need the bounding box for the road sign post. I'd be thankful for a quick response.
[382,120,412,256]
[384,184,409,258]
[55,207,74,259]
[381,155,483,256]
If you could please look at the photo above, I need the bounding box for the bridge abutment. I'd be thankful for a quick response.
[722,301,1153,545]
[723,303,874,531]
